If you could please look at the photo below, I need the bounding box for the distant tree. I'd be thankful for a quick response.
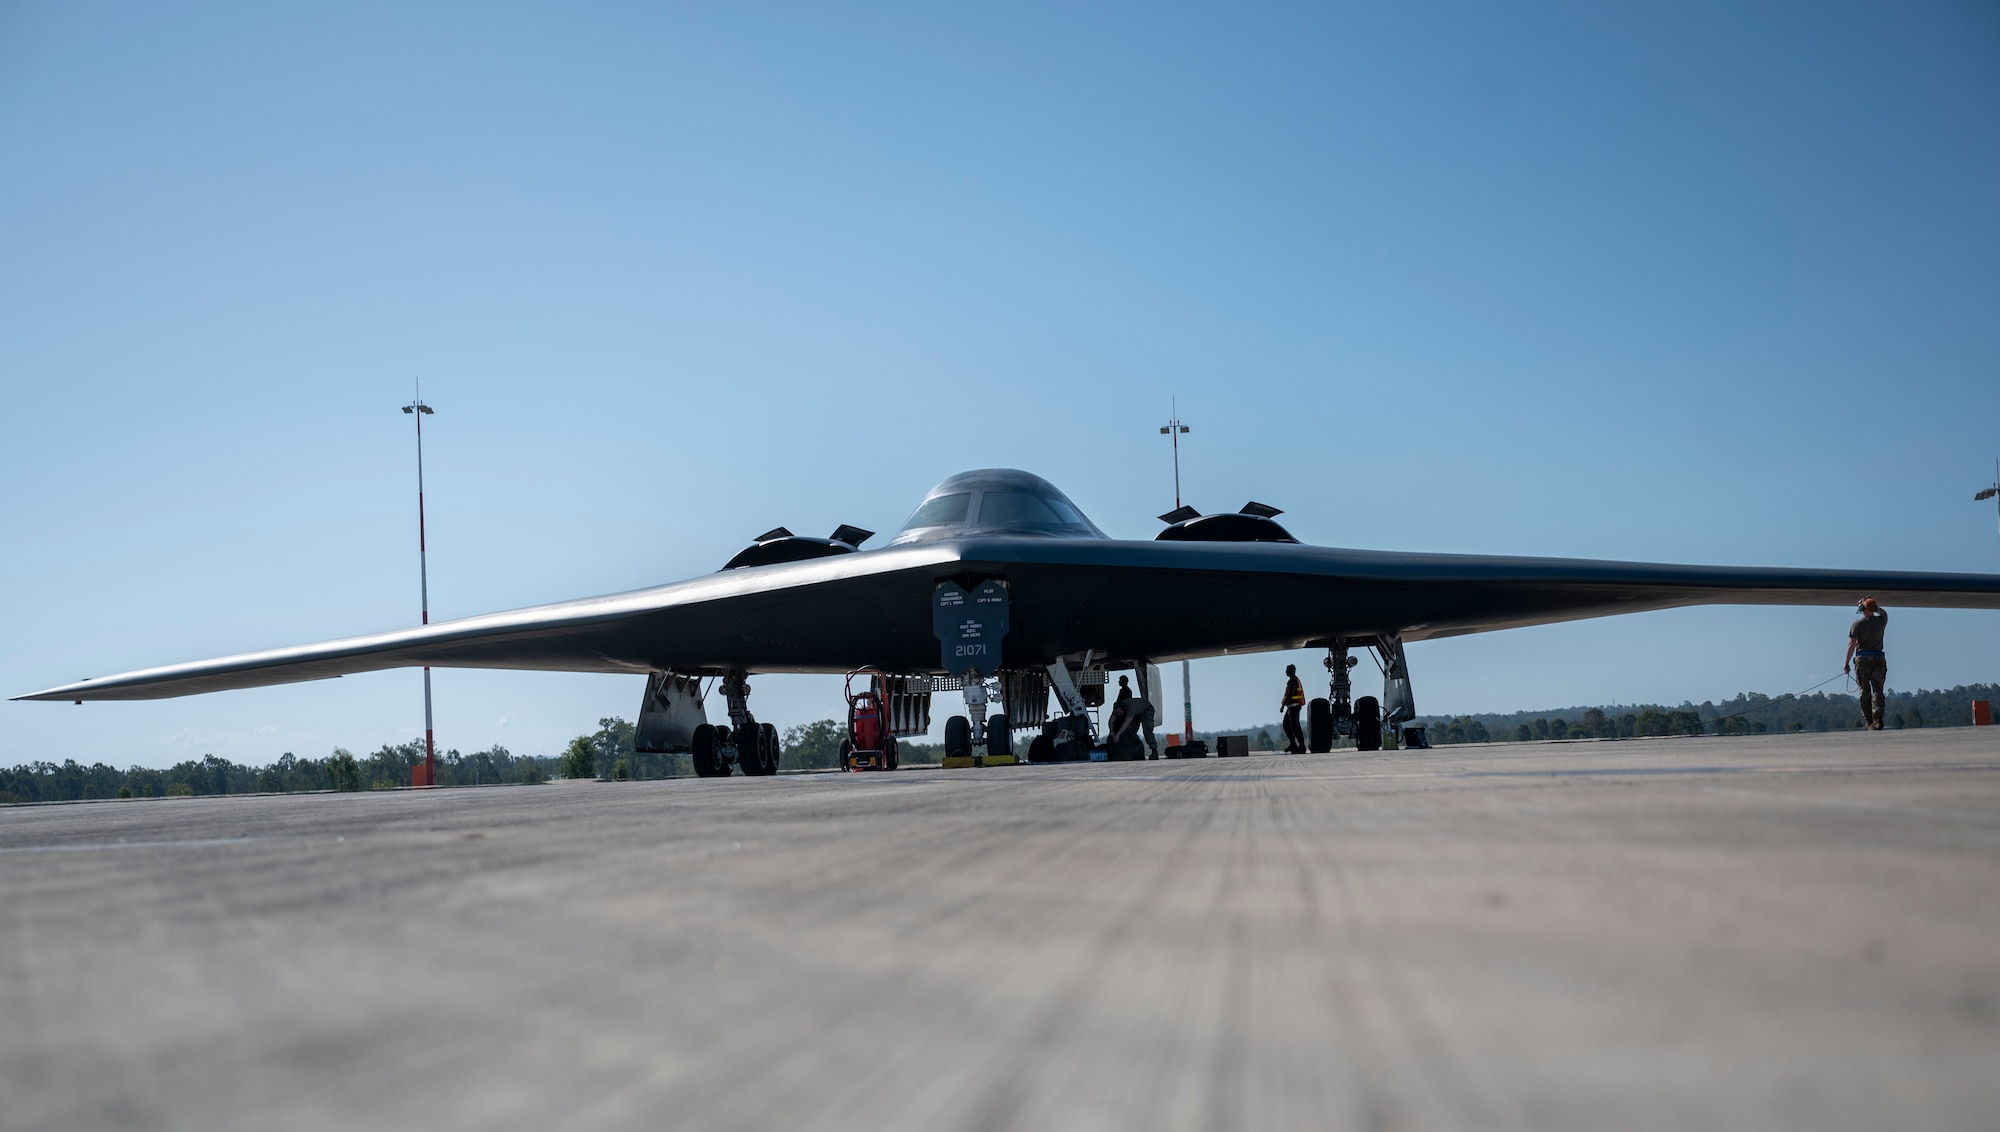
[781,719,845,771]
[1432,717,1490,745]
[327,750,361,792]
[363,742,422,789]
[589,718,636,779]
[560,736,596,780]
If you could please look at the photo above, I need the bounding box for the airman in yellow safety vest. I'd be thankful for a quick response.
[1281,664,1307,753]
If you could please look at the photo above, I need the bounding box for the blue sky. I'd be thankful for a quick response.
[3,1,1998,767]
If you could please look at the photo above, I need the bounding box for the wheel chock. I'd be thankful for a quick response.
[941,754,978,769]
[981,753,1019,767]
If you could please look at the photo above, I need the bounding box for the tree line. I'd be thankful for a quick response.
[1409,682,2000,746]
[1188,683,1999,749]
[0,742,556,805]
[0,717,949,804]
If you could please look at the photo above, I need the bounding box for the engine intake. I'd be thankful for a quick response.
[722,525,875,570]
[1154,502,1297,544]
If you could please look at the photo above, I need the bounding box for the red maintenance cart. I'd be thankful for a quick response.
[840,668,901,772]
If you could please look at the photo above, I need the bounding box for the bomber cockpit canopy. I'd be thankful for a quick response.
[891,469,1107,544]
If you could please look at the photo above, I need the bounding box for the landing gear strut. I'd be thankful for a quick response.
[1308,637,1420,753]
[692,670,776,777]
[1031,655,1095,762]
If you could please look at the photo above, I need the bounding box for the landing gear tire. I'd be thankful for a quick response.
[1308,698,1333,753]
[838,737,854,772]
[692,723,727,777]
[1355,696,1382,752]
[760,721,780,773]
[945,715,972,762]
[737,716,778,776]
[986,713,1012,760]
[886,735,899,771]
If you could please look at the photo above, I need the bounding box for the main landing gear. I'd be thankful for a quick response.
[1307,637,1424,753]
[691,670,778,777]
[1025,655,1095,764]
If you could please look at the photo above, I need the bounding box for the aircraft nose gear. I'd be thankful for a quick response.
[943,672,1016,767]
[1308,636,1421,753]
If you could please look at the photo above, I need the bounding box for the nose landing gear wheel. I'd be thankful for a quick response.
[944,715,972,763]
[986,713,1012,761]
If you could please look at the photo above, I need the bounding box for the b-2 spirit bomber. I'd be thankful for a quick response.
[20,469,2000,773]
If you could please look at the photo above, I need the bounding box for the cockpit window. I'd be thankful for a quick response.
[903,492,971,529]
[976,491,1077,528]
[1043,497,1084,526]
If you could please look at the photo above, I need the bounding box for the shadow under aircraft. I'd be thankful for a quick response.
[19,469,2000,774]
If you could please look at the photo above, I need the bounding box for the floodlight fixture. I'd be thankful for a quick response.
[1980,457,2000,554]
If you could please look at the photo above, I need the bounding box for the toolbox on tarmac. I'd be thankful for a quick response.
[1216,735,1249,758]
[1164,740,1210,759]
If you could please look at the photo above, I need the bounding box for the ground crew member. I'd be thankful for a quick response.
[1281,663,1307,753]
[1115,675,1133,703]
[1107,694,1159,757]
[1844,597,1889,730]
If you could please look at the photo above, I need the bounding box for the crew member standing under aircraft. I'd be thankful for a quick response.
[1280,664,1307,753]
[1844,597,1890,730]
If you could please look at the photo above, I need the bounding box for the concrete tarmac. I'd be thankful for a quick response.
[4,729,1999,1131]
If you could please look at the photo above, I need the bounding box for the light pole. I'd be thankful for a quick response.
[401,387,437,787]
[1159,401,1193,746]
